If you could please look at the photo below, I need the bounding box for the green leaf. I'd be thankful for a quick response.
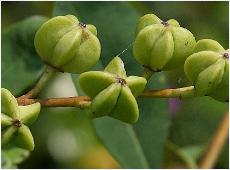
[93,117,149,168]
[1,146,30,168]
[169,97,228,146]
[2,16,48,96]
[57,2,171,168]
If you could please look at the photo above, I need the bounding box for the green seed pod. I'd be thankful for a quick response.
[18,103,41,125]
[104,56,127,78]
[1,88,18,118]
[78,57,147,123]
[13,125,35,151]
[91,83,121,117]
[1,114,13,129]
[195,59,225,96]
[109,86,139,123]
[1,88,41,150]
[133,13,196,72]
[2,126,17,145]
[126,76,147,97]
[184,39,229,102]
[34,15,101,73]
[79,71,116,98]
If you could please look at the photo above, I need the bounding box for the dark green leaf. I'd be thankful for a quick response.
[2,16,48,96]
[93,117,149,168]
[169,97,227,146]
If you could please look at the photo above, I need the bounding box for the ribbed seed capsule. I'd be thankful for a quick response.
[184,39,229,102]
[1,88,40,150]
[133,13,196,72]
[34,15,101,73]
[78,57,147,123]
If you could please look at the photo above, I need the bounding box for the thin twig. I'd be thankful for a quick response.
[17,96,91,109]
[17,86,197,108]
[18,65,57,99]
[141,86,195,99]
[199,112,229,169]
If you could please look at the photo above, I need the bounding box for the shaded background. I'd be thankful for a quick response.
[1,1,229,169]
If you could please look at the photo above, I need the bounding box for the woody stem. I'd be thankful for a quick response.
[140,86,196,99]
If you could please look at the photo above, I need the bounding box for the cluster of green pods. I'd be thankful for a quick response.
[79,57,147,123]
[133,14,196,72]
[34,15,101,73]
[184,39,229,102]
[1,88,40,151]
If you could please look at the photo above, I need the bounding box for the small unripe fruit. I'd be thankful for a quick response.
[109,86,139,123]
[1,88,40,150]
[133,13,196,72]
[91,83,121,117]
[34,15,101,73]
[184,39,229,102]
[79,57,147,123]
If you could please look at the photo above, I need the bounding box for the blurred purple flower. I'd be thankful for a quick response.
[168,98,182,116]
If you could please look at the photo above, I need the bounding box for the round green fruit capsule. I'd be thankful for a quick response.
[133,13,196,72]
[1,88,41,150]
[78,57,147,123]
[184,39,228,102]
[34,15,101,73]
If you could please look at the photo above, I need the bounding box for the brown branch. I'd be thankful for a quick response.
[140,86,195,99]
[199,112,229,169]
[17,96,91,108]
[17,86,196,108]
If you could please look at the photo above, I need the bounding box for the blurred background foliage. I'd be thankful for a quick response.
[1,1,229,169]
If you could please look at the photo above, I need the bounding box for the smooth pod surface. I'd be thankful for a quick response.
[91,83,121,117]
[79,71,116,98]
[109,86,139,123]
[1,88,18,118]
